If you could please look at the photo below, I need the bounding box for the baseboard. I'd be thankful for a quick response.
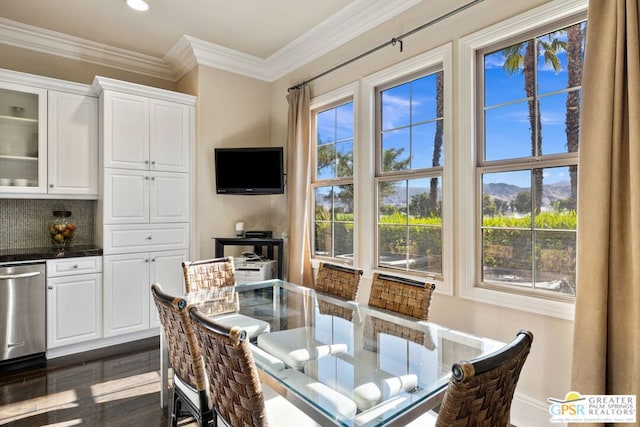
[46,328,160,359]
[511,392,566,427]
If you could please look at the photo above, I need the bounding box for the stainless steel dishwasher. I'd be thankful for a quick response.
[0,261,46,362]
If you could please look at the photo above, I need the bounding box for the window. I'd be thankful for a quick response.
[376,69,444,276]
[312,100,355,260]
[478,20,586,298]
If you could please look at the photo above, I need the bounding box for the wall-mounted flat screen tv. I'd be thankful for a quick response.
[214,147,285,195]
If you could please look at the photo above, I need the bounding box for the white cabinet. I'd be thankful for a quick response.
[0,80,47,194]
[149,250,188,328]
[46,257,103,349]
[101,91,149,170]
[103,250,187,337]
[103,168,189,224]
[94,77,195,344]
[103,253,149,337]
[47,91,98,196]
[0,70,99,198]
[150,171,190,222]
[103,223,189,254]
[102,91,189,173]
[149,99,190,173]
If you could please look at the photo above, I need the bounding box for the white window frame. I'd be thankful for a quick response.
[362,43,453,295]
[310,83,359,265]
[457,0,588,320]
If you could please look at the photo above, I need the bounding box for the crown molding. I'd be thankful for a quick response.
[0,17,174,81]
[267,0,422,82]
[0,67,93,95]
[165,35,273,81]
[92,76,196,105]
[0,0,421,83]
[163,35,199,80]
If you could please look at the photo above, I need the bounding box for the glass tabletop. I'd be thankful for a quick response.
[186,279,504,426]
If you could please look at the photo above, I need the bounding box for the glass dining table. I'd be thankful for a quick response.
[159,279,503,426]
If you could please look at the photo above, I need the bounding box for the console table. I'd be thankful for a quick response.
[213,237,284,279]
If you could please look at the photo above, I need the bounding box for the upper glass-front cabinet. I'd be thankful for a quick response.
[0,82,47,193]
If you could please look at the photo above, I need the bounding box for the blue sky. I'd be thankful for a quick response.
[315,23,585,190]
[482,23,585,188]
[317,102,353,180]
[317,102,353,145]
[483,47,578,166]
[482,167,571,189]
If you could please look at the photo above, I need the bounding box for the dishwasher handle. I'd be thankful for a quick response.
[0,271,41,280]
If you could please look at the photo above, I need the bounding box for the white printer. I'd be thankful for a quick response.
[234,257,277,284]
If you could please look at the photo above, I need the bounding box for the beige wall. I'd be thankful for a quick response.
[0,44,175,89]
[193,65,281,258]
[270,0,571,424]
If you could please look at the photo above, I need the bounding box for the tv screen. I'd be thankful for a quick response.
[214,147,285,195]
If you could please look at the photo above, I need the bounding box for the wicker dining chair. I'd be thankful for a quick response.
[182,257,235,292]
[182,257,270,340]
[317,299,358,322]
[363,315,435,351]
[150,283,213,427]
[368,272,436,320]
[188,306,268,427]
[314,262,364,300]
[435,330,534,427]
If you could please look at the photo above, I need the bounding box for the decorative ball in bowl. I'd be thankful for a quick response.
[48,222,76,246]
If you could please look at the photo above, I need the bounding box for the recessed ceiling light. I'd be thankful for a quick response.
[125,0,149,12]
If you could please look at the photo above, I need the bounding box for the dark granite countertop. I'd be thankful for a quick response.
[0,245,103,263]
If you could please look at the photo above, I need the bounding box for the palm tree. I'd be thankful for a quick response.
[501,35,564,214]
[322,146,410,209]
[565,23,584,210]
[428,71,444,217]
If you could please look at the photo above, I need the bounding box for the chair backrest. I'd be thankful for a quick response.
[368,273,435,320]
[182,257,235,292]
[314,262,363,300]
[436,330,534,427]
[317,299,358,322]
[363,315,435,351]
[150,283,207,395]
[189,306,268,427]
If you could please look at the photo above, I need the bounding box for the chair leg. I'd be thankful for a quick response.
[170,388,181,427]
[201,410,216,427]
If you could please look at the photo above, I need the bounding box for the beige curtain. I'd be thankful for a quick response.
[571,1,640,425]
[285,85,313,286]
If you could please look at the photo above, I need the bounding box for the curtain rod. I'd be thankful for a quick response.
[287,0,485,91]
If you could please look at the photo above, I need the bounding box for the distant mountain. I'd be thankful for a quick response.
[316,181,571,211]
[483,181,571,211]
[483,183,525,201]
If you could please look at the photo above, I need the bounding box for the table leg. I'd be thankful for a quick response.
[160,328,169,409]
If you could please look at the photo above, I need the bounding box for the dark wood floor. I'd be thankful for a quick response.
[0,337,189,427]
[0,339,518,427]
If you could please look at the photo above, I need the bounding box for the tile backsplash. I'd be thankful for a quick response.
[0,199,96,250]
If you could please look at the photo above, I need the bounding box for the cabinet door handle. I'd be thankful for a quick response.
[151,161,156,165]
[47,286,54,290]
[145,160,149,165]
[145,259,150,263]
[49,184,54,188]
[151,258,156,262]
[146,236,153,240]
[73,264,79,269]
[151,176,155,181]
[145,176,149,180]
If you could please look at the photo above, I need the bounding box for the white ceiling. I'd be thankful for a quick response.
[0,0,356,59]
[0,0,422,81]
